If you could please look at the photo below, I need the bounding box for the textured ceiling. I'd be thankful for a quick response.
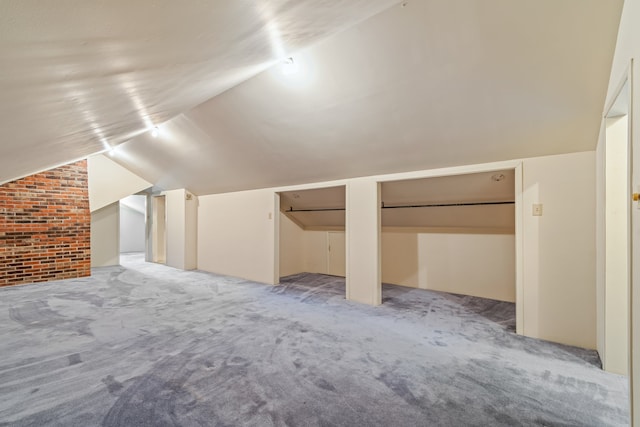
[0,1,624,194]
[107,0,623,195]
[0,0,399,184]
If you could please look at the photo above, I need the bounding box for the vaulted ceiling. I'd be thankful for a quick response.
[0,0,398,184]
[0,1,624,195]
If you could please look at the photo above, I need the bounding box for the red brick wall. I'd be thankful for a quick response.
[0,160,91,287]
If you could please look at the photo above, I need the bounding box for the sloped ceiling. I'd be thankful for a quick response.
[281,186,346,229]
[381,170,515,229]
[381,170,515,205]
[107,0,623,195]
[0,0,399,184]
[280,170,515,230]
[0,1,623,193]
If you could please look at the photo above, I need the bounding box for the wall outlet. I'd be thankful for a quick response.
[532,204,543,216]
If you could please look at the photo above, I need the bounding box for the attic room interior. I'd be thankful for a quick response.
[1,0,639,425]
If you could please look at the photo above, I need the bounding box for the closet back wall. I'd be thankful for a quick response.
[279,213,515,301]
[381,231,515,302]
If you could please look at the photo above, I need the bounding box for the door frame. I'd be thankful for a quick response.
[271,160,523,332]
[602,59,634,421]
[375,161,524,333]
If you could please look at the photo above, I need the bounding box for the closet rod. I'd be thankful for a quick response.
[381,201,515,209]
[287,207,346,212]
[286,200,514,213]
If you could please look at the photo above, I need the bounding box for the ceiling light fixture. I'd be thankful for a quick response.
[151,126,160,138]
[281,57,299,76]
[491,173,506,182]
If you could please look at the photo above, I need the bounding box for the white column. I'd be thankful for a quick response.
[164,189,198,270]
[346,179,381,306]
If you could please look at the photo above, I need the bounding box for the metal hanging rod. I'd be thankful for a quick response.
[286,201,514,213]
[381,201,515,209]
[287,207,346,212]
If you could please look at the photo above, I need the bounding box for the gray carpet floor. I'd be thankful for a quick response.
[0,253,629,426]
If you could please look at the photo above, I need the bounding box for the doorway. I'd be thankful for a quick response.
[277,185,347,288]
[379,167,522,333]
[119,195,146,258]
[629,61,639,427]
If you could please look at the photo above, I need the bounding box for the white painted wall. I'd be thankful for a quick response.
[522,151,596,349]
[87,154,151,212]
[328,232,346,277]
[279,214,347,278]
[285,226,515,302]
[279,213,305,277]
[304,231,330,274]
[197,152,595,348]
[119,195,146,253]
[91,202,119,267]
[185,191,198,270]
[279,225,344,277]
[165,190,185,269]
[198,189,277,284]
[152,195,166,263]
[381,232,515,302]
[164,189,198,270]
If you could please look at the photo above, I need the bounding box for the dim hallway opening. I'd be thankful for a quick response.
[0,253,628,426]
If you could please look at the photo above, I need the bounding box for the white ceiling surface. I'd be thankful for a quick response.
[280,186,346,211]
[120,195,146,215]
[381,170,515,206]
[109,0,623,195]
[0,0,399,184]
[381,171,515,229]
[280,186,346,228]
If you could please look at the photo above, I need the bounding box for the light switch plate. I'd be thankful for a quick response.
[532,204,543,216]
